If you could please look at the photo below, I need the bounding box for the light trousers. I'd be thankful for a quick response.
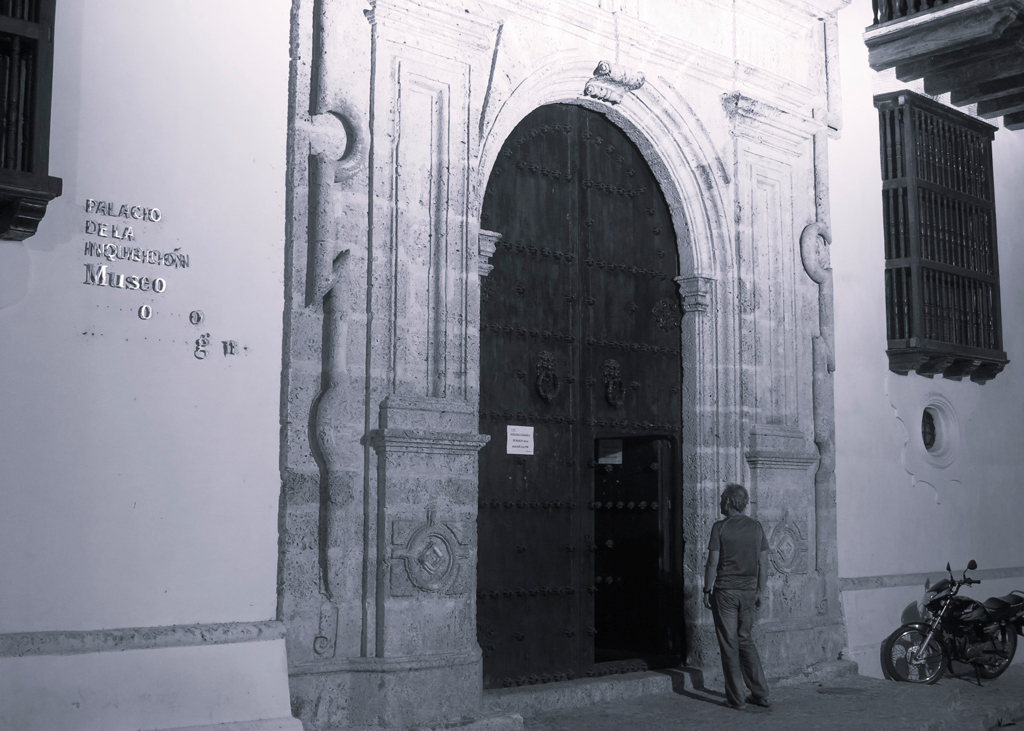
[710,588,769,706]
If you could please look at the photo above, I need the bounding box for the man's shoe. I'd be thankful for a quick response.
[724,701,746,710]
[745,695,771,708]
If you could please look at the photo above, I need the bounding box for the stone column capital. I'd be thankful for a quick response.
[674,275,715,315]
[478,229,501,277]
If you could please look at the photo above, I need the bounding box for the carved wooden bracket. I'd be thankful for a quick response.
[583,61,645,105]
[479,229,501,277]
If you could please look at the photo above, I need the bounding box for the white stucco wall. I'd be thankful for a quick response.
[0,2,299,730]
[0,0,288,634]
[831,0,1024,676]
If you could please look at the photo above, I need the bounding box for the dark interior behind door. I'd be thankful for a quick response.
[593,436,681,666]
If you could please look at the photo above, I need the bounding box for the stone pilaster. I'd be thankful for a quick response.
[335,396,489,726]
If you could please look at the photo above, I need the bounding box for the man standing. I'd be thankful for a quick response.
[703,483,771,709]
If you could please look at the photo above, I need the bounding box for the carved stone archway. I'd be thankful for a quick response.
[283,3,846,728]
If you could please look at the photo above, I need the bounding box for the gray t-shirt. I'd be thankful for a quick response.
[707,514,769,591]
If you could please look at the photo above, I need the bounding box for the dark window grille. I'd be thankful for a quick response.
[0,33,37,173]
[875,91,1007,383]
[0,0,60,240]
[0,1,41,23]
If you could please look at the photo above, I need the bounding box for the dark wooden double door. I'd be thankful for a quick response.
[477,105,684,688]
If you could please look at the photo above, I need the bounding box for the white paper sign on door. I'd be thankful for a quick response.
[506,425,534,455]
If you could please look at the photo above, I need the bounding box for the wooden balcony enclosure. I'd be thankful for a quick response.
[865,0,1024,131]
[0,0,61,240]
[876,91,1008,382]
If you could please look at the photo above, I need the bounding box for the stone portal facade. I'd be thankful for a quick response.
[280,0,849,728]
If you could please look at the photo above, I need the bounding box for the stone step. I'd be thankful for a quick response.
[482,671,673,717]
[659,660,860,696]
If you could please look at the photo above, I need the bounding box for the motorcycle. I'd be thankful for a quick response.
[883,560,1024,684]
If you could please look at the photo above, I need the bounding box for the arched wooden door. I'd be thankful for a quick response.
[477,104,683,688]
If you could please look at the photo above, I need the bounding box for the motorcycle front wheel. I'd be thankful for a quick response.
[978,625,1017,679]
[883,626,946,683]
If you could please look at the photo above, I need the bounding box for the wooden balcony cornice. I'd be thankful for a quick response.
[864,0,1024,130]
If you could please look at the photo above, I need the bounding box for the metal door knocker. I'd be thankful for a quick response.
[534,351,560,402]
[603,359,625,408]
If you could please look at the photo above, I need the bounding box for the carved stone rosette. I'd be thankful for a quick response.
[389,510,472,596]
[768,515,809,575]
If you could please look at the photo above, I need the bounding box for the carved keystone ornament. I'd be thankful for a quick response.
[584,61,645,105]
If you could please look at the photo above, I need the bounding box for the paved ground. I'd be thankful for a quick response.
[521,664,1024,731]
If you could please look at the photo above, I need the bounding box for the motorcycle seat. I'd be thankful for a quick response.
[983,593,1024,620]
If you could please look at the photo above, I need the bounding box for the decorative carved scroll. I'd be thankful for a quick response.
[800,223,836,476]
[584,61,645,105]
[312,600,338,657]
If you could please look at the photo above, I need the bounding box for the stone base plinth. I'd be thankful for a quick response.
[290,652,483,730]
[688,616,847,689]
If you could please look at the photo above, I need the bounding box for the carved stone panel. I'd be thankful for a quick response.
[373,43,475,401]
[390,511,472,596]
[768,514,809,575]
[736,150,801,427]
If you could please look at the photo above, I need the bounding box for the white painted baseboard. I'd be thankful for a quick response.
[0,638,298,731]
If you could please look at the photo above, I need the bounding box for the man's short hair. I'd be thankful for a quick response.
[722,483,749,513]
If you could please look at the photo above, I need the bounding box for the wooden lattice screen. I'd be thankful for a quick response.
[0,0,61,240]
[875,90,1007,383]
